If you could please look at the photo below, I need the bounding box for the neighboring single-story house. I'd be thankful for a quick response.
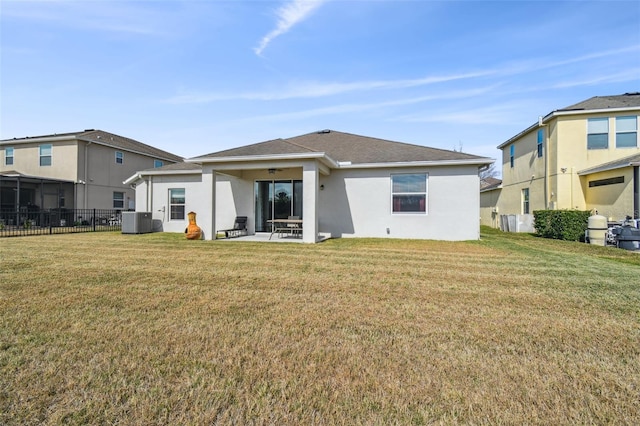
[125,130,493,242]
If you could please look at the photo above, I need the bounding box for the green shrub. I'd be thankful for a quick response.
[533,210,590,241]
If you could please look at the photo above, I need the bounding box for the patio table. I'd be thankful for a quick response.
[267,219,303,240]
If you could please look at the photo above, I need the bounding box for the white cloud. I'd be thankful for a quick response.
[549,68,640,89]
[254,0,325,56]
[2,0,173,36]
[227,87,497,123]
[164,71,495,104]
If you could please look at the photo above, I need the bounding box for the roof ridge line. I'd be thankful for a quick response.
[282,137,318,152]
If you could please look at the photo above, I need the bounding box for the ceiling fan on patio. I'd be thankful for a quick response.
[267,168,283,174]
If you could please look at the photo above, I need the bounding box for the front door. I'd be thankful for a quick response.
[254,180,302,232]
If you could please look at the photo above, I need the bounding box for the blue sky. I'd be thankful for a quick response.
[1,0,639,164]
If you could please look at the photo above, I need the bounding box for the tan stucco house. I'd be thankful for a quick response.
[126,130,493,242]
[0,130,182,212]
[481,93,640,230]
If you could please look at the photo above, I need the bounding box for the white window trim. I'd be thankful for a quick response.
[169,188,186,221]
[587,117,609,150]
[39,144,52,167]
[5,147,14,165]
[391,173,428,215]
[113,191,125,209]
[522,188,530,215]
[615,116,638,149]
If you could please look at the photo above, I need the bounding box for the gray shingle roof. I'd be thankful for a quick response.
[578,152,640,175]
[146,161,202,172]
[480,177,502,191]
[194,130,489,164]
[1,129,183,163]
[560,92,640,111]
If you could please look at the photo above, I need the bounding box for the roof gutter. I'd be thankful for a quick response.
[188,153,492,169]
[337,158,495,169]
[76,136,183,162]
[498,105,640,149]
[188,152,340,169]
[123,168,202,185]
[1,135,76,144]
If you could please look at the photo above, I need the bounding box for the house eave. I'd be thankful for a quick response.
[338,158,495,169]
[76,137,182,163]
[0,135,78,145]
[480,184,503,193]
[188,152,340,169]
[577,160,640,176]
[123,168,201,185]
[544,105,640,121]
[498,105,640,150]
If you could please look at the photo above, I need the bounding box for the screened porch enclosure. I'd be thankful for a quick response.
[254,180,303,232]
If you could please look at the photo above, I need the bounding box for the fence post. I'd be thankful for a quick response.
[93,209,96,231]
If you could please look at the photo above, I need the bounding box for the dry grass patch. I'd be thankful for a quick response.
[1,229,639,424]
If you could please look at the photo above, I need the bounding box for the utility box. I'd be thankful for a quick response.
[122,212,153,234]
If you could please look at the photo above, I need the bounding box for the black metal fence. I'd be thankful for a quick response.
[0,208,122,237]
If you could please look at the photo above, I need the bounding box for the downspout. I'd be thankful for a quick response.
[634,166,639,219]
[16,177,21,212]
[148,175,153,215]
[83,141,92,208]
[539,116,549,209]
[544,124,549,209]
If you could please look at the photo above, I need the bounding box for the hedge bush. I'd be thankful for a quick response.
[533,210,591,241]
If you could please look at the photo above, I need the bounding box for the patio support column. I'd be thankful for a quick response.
[202,167,216,240]
[302,161,318,243]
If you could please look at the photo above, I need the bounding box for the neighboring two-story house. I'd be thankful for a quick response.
[0,129,183,213]
[481,93,640,230]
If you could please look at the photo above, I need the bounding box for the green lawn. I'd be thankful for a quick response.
[1,228,639,424]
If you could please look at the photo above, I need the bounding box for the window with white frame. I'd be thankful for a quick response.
[5,147,14,165]
[39,144,52,166]
[391,173,427,214]
[522,188,530,214]
[587,118,609,149]
[537,129,544,158]
[616,116,637,148]
[115,151,124,164]
[169,188,185,220]
[113,192,124,209]
[510,145,515,168]
[154,159,164,168]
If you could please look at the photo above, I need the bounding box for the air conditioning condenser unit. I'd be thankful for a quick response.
[122,212,153,234]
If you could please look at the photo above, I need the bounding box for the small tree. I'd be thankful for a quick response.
[480,162,499,180]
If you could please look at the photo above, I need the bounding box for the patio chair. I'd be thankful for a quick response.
[217,216,248,239]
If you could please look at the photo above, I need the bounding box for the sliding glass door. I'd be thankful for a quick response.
[254,180,302,232]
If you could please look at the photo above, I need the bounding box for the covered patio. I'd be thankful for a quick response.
[216,233,330,243]
[196,154,334,243]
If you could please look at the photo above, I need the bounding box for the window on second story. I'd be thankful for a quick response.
[616,116,637,148]
[537,129,544,158]
[115,151,124,164]
[5,147,14,165]
[154,160,164,168]
[587,118,609,150]
[39,144,52,166]
[509,145,515,168]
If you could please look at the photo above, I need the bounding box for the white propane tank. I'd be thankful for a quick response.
[587,214,608,246]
